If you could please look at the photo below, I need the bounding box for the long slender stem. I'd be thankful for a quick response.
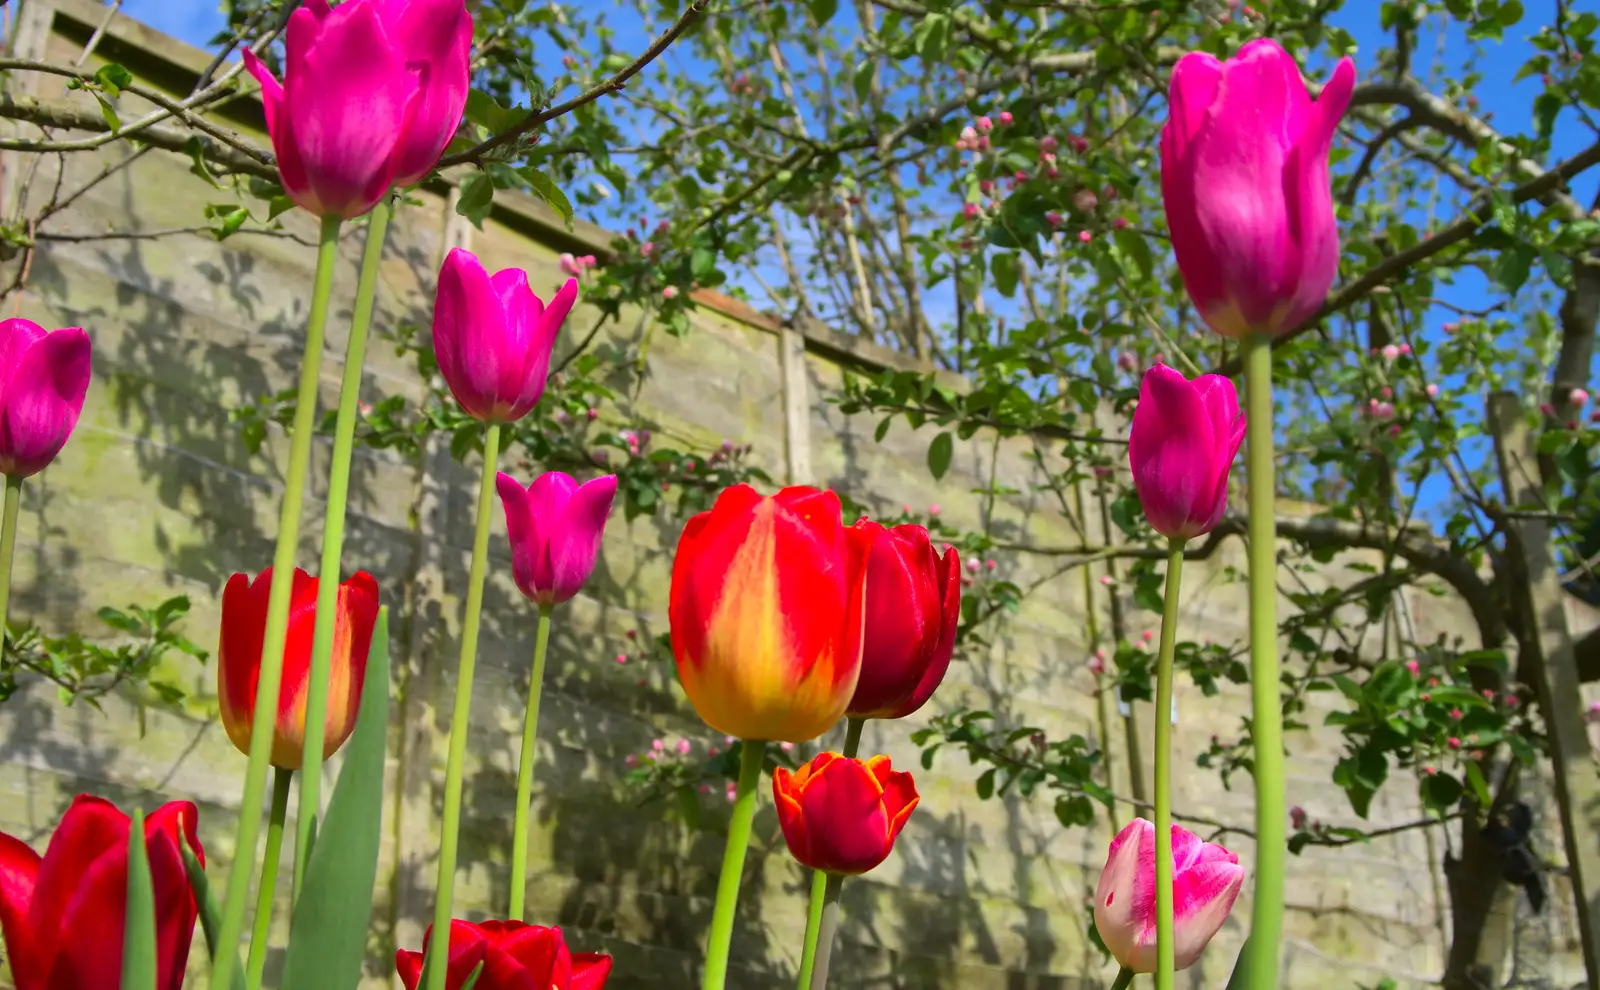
[702,740,766,990]
[1074,479,1120,835]
[293,196,392,900]
[246,767,293,990]
[795,716,866,987]
[211,214,341,990]
[1110,966,1135,990]
[1154,538,1185,990]
[508,603,554,921]
[794,869,827,989]
[1243,333,1284,990]
[0,474,22,634]
[805,873,843,990]
[422,422,502,990]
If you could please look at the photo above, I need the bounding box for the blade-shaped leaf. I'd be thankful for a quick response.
[122,809,157,990]
[180,816,246,990]
[280,607,392,990]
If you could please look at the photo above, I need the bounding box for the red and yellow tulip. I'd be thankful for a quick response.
[773,752,919,875]
[669,485,870,742]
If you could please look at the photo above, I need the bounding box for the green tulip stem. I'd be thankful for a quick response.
[210,213,342,990]
[1154,537,1186,990]
[247,767,293,990]
[1110,966,1135,990]
[0,474,22,638]
[508,603,554,921]
[794,715,866,987]
[294,196,392,901]
[702,740,766,990]
[1243,333,1284,989]
[422,422,502,990]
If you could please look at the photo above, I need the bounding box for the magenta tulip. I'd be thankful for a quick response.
[244,0,472,219]
[845,521,959,720]
[1128,365,1243,541]
[1093,818,1243,973]
[0,319,91,479]
[1160,39,1355,339]
[496,471,618,606]
[432,248,577,423]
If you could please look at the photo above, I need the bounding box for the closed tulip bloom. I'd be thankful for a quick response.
[218,567,381,769]
[433,248,577,423]
[0,319,91,479]
[670,485,870,742]
[243,0,472,219]
[846,521,960,719]
[0,795,203,990]
[773,752,919,875]
[1093,818,1244,972]
[1161,39,1355,339]
[396,920,612,990]
[1128,365,1244,540]
[497,471,618,605]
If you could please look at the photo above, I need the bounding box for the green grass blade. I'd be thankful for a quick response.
[122,808,157,990]
[179,821,246,990]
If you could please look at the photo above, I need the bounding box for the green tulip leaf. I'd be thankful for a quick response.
[122,808,157,990]
[179,823,246,990]
[280,607,392,990]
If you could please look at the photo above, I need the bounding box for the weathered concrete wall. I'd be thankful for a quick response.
[0,2,1587,988]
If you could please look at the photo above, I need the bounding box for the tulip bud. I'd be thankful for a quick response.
[0,319,92,479]
[1093,818,1243,972]
[773,753,919,875]
[433,249,575,423]
[396,920,612,990]
[670,485,870,741]
[846,522,959,719]
[1128,365,1245,540]
[1160,40,1356,339]
[497,471,617,607]
[244,0,472,217]
[218,567,380,769]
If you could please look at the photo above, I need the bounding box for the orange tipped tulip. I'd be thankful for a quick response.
[218,567,381,769]
[773,752,919,875]
[669,485,870,742]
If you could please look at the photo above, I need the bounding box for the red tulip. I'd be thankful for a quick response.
[217,567,381,769]
[396,920,612,990]
[846,521,960,719]
[0,318,92,479]
[0,795,203,990]
[773,753,918,875]
[670,485,871,742]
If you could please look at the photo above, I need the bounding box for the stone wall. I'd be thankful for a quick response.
[0,2,1586,987]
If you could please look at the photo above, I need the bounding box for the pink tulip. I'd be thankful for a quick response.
[1128,365,1245,540]
[433,248,576,423]
[0,319,91,479]
[1093,818,1243,973]
[496,471,618,606]
[244,0,472,218]
[1160,40,1356,339]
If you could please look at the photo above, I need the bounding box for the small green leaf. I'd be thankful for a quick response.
[976,767,996,800]
[1465,761,1492,808]
[852,61,875,103]
[1113,227,1153,280]
[464,89,525,134]
[122,809,157,990]
[1420,771,1464,814]
[874,415,892,442]
[521,167,574,230]
[280,608,392,990]
[461,961,487,990]
[456,171,495,229]
[810,0,838,22]
[95,63,133,96]
[926,431,954,480]
[179,825,246,990]
[991,252,1019,298]
[94,94,121,134]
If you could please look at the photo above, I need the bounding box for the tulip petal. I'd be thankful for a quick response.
[1093,818,1155,972]
[571,953,614,990]
[547,474,617,604]
[28,795,126,973]
[388,0,473,186]
[848,522,944,717]
[1165,52,1223,164]
[242,49,313,212]
[772,765,813,865]
[0,318,47,381]
[320,571,381,760]
[284,0,418,218]
[504,276,576,421]
[797,756,894,874]
[874,758,921,844]
[217,570,267,758]
[0,830,41,990]
[142,803,202,990]
[1282,56,1356,331]
[1129,366,1215,539]
[412,921,498,990]
[521,470,579,599]
[433,249,510,421]
[264,568,320,769]
[1191,374,1243,534]
[395,949,424,989]
[499,923,569,989]
[0,328,91,479]
[489,268,548,421]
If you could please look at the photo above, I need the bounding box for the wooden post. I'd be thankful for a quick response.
[1487,390,1600,990]
[780,325,810,485]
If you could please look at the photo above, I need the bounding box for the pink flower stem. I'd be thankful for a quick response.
[1154,537,1186,990]
[0,473,22,634]
[423,421,503,990]
[1243,334,1285,987]
[211,214,342,990]
[509,603,555,921]
[795,717,865,988]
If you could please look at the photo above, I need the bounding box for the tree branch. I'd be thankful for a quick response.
[0,94,275,179]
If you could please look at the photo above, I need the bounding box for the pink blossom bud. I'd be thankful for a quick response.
[1142,631,1154,642]
[651,738,664,752]
[1112,216,1130,230]
[1572,387,1590,408]
[1448,736,1461,749]
[615,653,627,664]
[1088,656,1107,676]
[1046,211,1064,228]
[986,560,996,570]
[1482,689,1495,701]
[962,203,980,220]
[1421,693,1431,702]
[1068,135,1089,154]
[1426,384,1439,397]
[1073,189,1099,213]
[1380,387,1392,399]
[1100,575,1113,586]
[1381,344,1400,361]
[1289,806,1307,829]
[1117,351,1138,371]
[998,111,1014,126]
[1040,136,1059,153]
[979,179,995,194]
[1405,660,1419,676]
[641,241,655,256]
[929,504,941,516]
[1541,402,1557,416]
[1588,701,1600,724]
[1450,708,1463,720]
[662,285,679,299]
[1442,321,1459,334]
[624,753,639,767]
[1078,230,1092,243]
[976,115,994,133]
[559,253,583,277]
[677,738,692,755]
[977,135,991,151]
[960,126,979,144]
